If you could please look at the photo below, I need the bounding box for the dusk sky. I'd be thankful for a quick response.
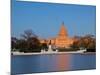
[11,0,96,39]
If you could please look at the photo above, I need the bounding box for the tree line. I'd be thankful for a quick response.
[11,29,96,52]
[70,35,96,52]
[11,30,47,52]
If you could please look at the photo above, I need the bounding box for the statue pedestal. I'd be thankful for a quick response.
[41,45,58,53]
[48,45,53,52]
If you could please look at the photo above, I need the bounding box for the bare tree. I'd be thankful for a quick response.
[21,29,37,40]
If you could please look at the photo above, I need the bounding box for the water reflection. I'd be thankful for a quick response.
[56,54,70,71]
[11,53,96,74]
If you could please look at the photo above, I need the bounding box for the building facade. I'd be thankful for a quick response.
[40,22,74,48]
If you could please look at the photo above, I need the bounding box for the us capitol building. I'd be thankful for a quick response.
[40,22,75,48]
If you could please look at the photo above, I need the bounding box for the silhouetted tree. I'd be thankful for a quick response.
[21,29,37,40]
[20,29,41,52]
[11,29,42,52]
[80,34,96,49]
[11,37,18,51]
[70,34,96,52]
[70,36,81,50]
[26,37,41,52]
[15,39,27,52]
